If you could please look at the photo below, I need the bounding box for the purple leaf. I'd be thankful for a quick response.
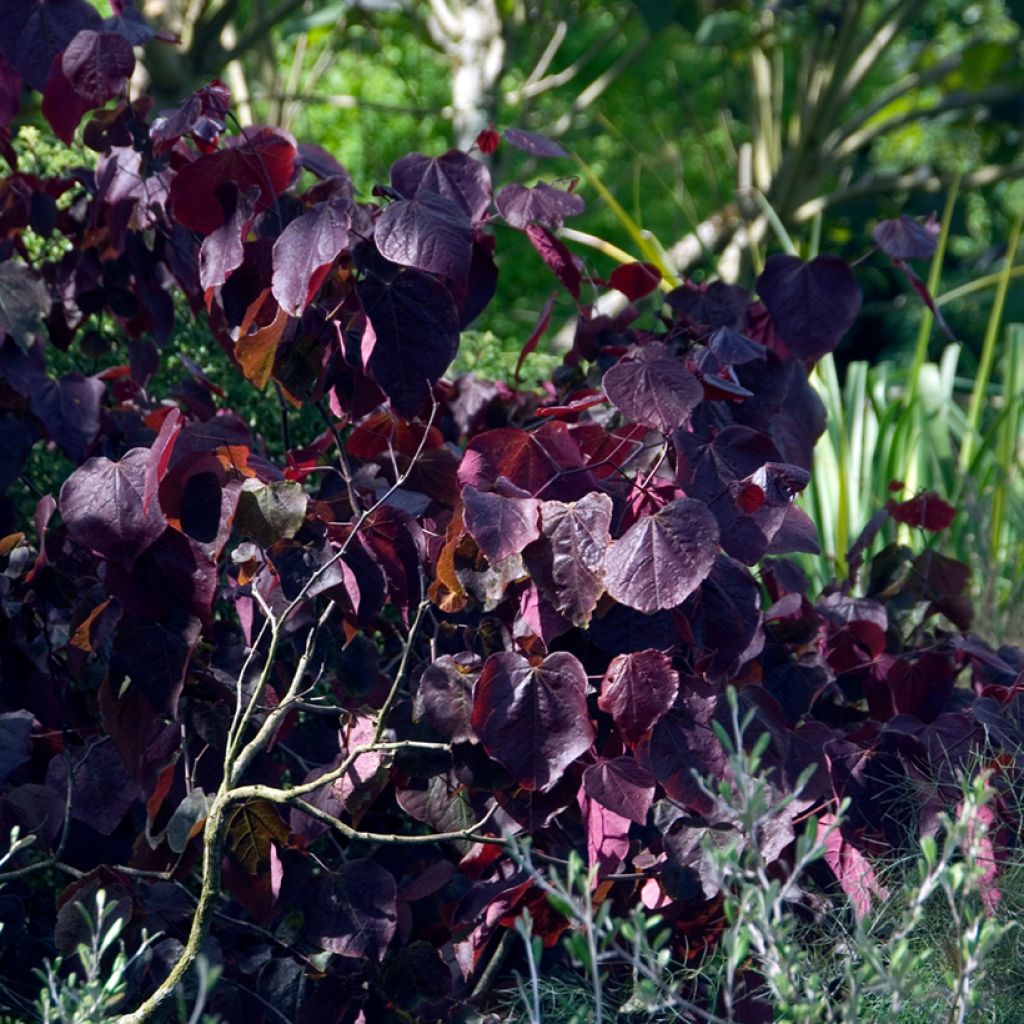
[390,149,492,223]
[0,54,22,127]
[304,859,398,959]
[472,650,595,791]
[526,492,613,628]
[103,6,156,46]
[414,653,481,744]
[29,372,104,463]
[603,347,703,433]
[0,261,51,350]
[109,611,201,717]
[0,711,34,785]
[757,254,862,361]
[583,757,656,824]
[604,499,719,614]
[666,280,750,330]
[503,127,568,158]
[198,184,258,293]
[873,215,938,261]
[45,741,139,836]
[357,250,461,419]
[271,196,352,316]
[375,192,473,284]
[709,326,766,366]
[150,80,230,156]
[635,681,726,812]
[462,484,540,563]
[496,183,584,231]
[682,554,764,680]
[598,649,679,746]
[61,30,134,105]
[59,447,168,568]
[0,0,102,91]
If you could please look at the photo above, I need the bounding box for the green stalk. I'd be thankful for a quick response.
[989,324,1024,566]
[571,153,681,286]
[960,214,1023,472]
[907,173,960,406]
[935,265,1024,307]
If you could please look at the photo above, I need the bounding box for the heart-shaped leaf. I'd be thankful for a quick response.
[583,757,656,824]
[390,149,492,222]
[603,347,702,433]
[60,447,168,567]
[304,859,397,959]
[375,192,473,284]
[496,182,584,231]
[271,196,352,315]
[472,650,595,791]
[62,29,134,105]
[598,649,679,746]
[604,499,718,613]
[757,254,861,361]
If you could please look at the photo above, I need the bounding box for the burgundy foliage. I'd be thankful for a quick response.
[0,21,1017,1023]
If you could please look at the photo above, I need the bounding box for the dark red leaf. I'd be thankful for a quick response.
[414,653,480,744]
[756,254,862,361]
[515,292,557,382]
[887,491,955,531]
[472,651,595,791]
[635,682,725,812]
[0,262,51,350]
[603,346,703,433]
[604,498,719,614]
[109,611,201,717]
[0,54,23,127]
[609,262,661,300]
[818,815,888,918]
[169,126,297,234]
[0,711,34,785]
[598,649,679,746]
[29,372,104,462]
[525,223,582,298]
[458,422,595,502]
[896,259,957,341]
[526,492,613,628]
[45,741,138,836]
[682,554,764,680]
[41,57,93,146]
[198,183,258,293]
